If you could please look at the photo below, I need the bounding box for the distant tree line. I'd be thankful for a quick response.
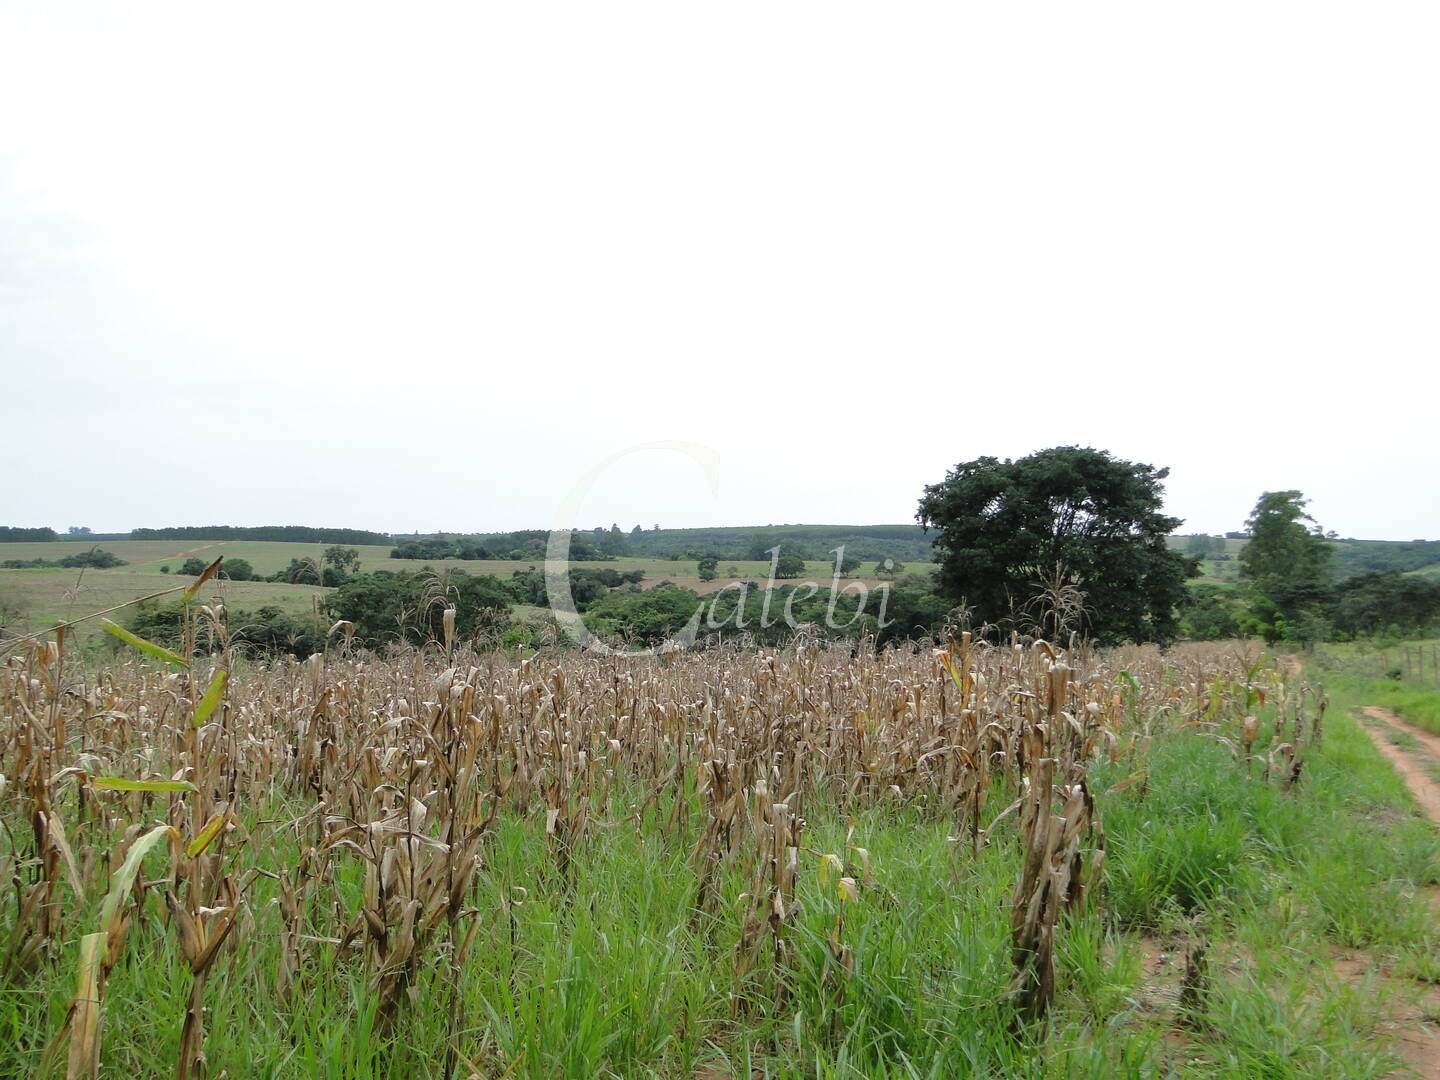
[1181,570,1440,643]
[130,525,392,545]
[390,530,614,562]
[1175,532,1440,580]
[391,538,497,561]
[2,549,127,569]
[617,524,935,563]
[1330,538,1440,578]
[174,547,361,587]
[0,527,59,542]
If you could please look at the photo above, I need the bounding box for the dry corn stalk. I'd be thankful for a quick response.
[0,631,1282,1068]
[1008,679,1103,1030]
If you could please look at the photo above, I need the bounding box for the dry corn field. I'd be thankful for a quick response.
[2,625,1434,1080]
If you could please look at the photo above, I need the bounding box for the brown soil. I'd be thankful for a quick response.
[1352,705,1440,1076]
[1361,706,1440,826]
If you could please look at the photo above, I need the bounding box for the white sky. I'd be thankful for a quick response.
[1,3,1436,541]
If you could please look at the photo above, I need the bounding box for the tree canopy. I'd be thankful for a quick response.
[1237,490,1333,642]
[1239,491,1331,586]
[916,446,1195,644]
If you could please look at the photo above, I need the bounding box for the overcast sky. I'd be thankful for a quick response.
[2,3,1435,540]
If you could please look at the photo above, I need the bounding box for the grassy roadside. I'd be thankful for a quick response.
[1307,642,1440,735]
[1329,675,1440,735]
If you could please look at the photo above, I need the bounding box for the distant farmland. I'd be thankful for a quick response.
[0,538,921,642]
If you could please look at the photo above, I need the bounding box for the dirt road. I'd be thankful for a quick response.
[1361,705,1440,826]
[1350,703,1440,1078]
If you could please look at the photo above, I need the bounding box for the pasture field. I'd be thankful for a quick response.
[0,539,237,567]
[0,632,1435,1078]
[0,568,327,643]
[0,541,922,644]
[1,540,927,581]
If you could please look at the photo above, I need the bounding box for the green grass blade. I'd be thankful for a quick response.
[98,824,175,936]
[100,619,188,667]
[192,670,228,728]
[90,777,197,793]
[187,810,229,857]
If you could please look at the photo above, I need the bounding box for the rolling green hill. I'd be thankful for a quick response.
[1170,534,1440,582]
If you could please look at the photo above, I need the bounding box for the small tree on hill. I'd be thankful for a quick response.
[774,554,806,579]
[221,558,255,582]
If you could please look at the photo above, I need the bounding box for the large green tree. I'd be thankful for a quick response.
[916,446,1195,644]
[323,545,362,574]
[1237,490,1332,642]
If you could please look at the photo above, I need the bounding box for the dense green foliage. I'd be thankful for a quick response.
[917,447,1197,644]
[1331,572,1440,637]
[323,546,361,574]
[1182,570,1440,644]
[268,557,322,586]
[597,523,935,563]
[0,526,58,542]
[1177,584,1243,641]
[580,574,951,648]
[326,570,512,648]
[585,583,709,645]
[502,566,647,610]
[131,524,393,545]
[1178,493,1440,644]
[1,548,127,569]
[1330,537,1440,577]
[390,530,615,562]
[218,557,256,582]
[1239,492,1331,609]
[126,601,326,659]
[1178,533,1440,583]
[390,537,496,560]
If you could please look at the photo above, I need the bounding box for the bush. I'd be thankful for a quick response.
[584,583,703,646]
[327,571,512,648]
[268,558,321,586]
[57,549,126,569]
[1,549,127,570]
[221,558,256,582]
[124,600,325,659]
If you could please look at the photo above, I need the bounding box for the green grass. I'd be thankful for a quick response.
[1304,638,1440,733]
[1311,673,1440,735]
[0,567,327,644]
[0,692,1434,1077]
